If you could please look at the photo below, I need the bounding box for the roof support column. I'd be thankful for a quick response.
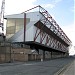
[51,51,52,59]
[43,50,45,60]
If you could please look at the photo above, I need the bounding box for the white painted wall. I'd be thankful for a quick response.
[25,22,34,41]
[26,12,42,21]
[5,11,51,44]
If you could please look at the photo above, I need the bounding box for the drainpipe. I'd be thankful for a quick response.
[24,13,26,42]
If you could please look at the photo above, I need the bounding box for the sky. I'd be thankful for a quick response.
[0,0,74,55]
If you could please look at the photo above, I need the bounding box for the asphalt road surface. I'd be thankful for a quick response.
[0,57,74,75]
[60,59,75,75]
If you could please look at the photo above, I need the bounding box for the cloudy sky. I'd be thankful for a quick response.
[0,0,74,55]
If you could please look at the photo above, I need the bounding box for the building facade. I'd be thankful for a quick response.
[4,6,71,62]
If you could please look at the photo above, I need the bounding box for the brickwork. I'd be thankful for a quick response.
[0,43,69,63]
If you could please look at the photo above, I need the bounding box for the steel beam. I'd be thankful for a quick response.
[23,5,71,53]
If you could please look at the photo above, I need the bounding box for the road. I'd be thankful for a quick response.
[60,60,75,75]
[0,57,74,75]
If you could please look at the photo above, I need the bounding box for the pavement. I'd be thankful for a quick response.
[0,57,74,75]
[59,59,75,75]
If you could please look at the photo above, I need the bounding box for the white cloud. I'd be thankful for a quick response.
[4,0,37,15]
[53,0,62,3]
[71,4,75,13]
[61,23,75,55]
[69,46,75,55]
[41,0,62,9]
[0,0,63,15]
[42,4,55,9]
[61,24,75,45]
[73,5,75,12]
